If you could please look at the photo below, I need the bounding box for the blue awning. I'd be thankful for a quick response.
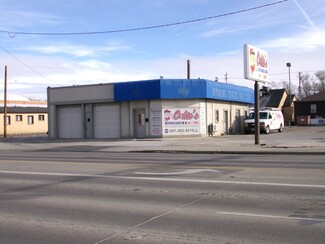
[114,79,254,104]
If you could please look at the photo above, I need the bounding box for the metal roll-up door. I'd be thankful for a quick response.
[58,106,83,139]
[94,104,120,138]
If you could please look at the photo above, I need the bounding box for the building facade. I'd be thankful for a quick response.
[47,79,254,139]
[259,89,296,125]
[0,107,48,136]
[295,92,325,125]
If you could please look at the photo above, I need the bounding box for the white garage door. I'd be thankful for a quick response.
[58,106,83,139]
[94,104,120,138]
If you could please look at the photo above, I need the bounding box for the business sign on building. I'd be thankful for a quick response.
[244,44,268,83]
[150,109,162,136]
[162,108,201,135]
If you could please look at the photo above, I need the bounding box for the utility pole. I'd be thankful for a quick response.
[298,72,302,100]
[286,63,292,125]
[187,60,191,79]
[225,72,228,83]
[3,65,7,138]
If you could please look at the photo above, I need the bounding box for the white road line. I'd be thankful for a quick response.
[215,211,325,222]
[133,169,220,175]
[0,170,325,188]
[126,176,325,188]
[0,170,104,178]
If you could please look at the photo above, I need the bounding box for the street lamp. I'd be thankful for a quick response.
[286,62,292,125]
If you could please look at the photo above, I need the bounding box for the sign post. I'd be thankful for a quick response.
[254,81,260,144]
[3,65,7,138]
[244,44,268,145]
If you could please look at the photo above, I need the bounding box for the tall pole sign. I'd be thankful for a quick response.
[244,44,268,145]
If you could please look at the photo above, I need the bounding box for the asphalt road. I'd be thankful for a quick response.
[0,151,324,243]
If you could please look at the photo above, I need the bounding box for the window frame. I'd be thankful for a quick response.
[311,104,317,113]
[16,115,23,122]
[27,115,34,125]
[38,114,45,121]
[5,116,11,125]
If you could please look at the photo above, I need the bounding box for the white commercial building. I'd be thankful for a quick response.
[47,79,254,139]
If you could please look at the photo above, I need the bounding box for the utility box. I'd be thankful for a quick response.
[296,115,310,126]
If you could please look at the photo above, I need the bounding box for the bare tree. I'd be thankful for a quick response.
[300,73,312,98]
[268,70,325,99]
[315,70,325,93]
[280,80,297,96]
[267,80,278,89]
[311,77,319,95]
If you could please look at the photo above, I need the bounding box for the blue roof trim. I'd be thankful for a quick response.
[206,81,254,103]
[160,79,207,99]
[114,79,161,101]
[114,79,254,104]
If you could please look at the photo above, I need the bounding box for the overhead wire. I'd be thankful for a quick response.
[0,0,289,87]
[0,45,58,84]
[0,0,288,37]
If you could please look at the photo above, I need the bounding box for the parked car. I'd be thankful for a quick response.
[244,108,284,134]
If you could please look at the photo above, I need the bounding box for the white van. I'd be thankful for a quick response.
[244,108,284,134]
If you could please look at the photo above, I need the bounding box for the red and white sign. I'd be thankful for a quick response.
[244,44,268,83]
[162,108,201,135]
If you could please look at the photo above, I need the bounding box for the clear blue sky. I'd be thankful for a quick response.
[0,0,324,100]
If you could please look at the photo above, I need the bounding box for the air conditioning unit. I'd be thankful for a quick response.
[208,124,219,136]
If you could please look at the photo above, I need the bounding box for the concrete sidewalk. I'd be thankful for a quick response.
[1,126,325,155]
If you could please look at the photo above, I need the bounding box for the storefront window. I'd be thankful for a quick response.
[215,110,219,123]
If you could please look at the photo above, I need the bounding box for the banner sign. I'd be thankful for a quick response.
[162,108,201,135]
[244,44,268,83]
[150,109,162,136]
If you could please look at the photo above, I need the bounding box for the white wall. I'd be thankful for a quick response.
[48,104,56,137]
[48,83,250,139]
[48,84,114,104]
[120,101,130,138]
[162,99,201,108]
[206,100,249,136]
[47,84,115,138]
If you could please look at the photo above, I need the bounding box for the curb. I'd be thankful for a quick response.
[131,150,325,155]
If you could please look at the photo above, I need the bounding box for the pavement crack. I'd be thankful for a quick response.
[94,182,238,244]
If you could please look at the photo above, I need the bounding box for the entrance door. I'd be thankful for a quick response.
[223,110,229,134]
[85,111,92,139]
[134,109,146,138]
[235,109,241,133]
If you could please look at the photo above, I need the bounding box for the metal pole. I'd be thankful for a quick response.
[289,66,292,124]
[298,72,301,100]
[286,62,292,125]
[3,65,7,138]
[187,60,191,79]
[254,80,260,145]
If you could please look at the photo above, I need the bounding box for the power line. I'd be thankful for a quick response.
[0,0,288,37]
[269,70,322,76]
[0,45,57,84]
